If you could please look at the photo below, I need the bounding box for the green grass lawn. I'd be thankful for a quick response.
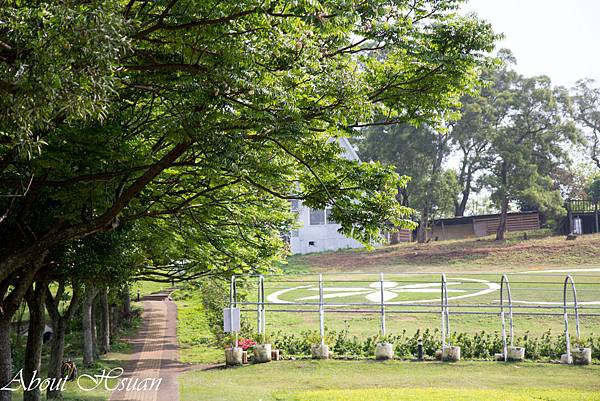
[286,388,600,401]
[173,288,224,364]
[174,235,600,364]
[14,351,132,401]
[179,360,600,401]
[174,232,600,399]
[12,307,141,401]
[242,232,600,339]
[240,270,600,338]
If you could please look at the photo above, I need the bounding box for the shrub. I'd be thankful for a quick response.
[268,329,599,362]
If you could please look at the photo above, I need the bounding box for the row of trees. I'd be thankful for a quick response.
[359,50,600,241]
[0,1,499,400]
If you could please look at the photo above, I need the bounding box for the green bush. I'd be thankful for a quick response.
[267,329,599,362]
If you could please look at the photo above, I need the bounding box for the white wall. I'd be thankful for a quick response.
[290,203,363,254]
[289,137,364,254]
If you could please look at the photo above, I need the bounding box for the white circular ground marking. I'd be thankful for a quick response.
[266,278,500,304]
[265,268,600,305]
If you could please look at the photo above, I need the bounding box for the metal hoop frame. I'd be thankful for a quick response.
[500,274,514,362]
[563,274,581,364]
[257,275,266,335]
[441,274,450,347]
[319,273,325,346]
[228,272,593,361]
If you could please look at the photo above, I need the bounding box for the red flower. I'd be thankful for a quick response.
[237,337,257,351]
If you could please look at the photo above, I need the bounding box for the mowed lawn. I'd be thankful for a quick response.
[253,231,600,338]
[251,271,600,338]
[175,232,600,366]
[180,360,600,401]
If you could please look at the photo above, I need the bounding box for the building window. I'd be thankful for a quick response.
[325,208,335,224]
[309,208,325,225]
[309,207,336,225]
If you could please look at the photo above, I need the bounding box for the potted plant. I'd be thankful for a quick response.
[375,333,394,360]
[224,335,243,366]
[308,331,330,359]
[253,333,272,363]
[238,337,257,364]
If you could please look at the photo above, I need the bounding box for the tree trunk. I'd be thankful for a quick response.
[122,286,131,319]
[0,320,13,401]
[496,195,509,241]
[98,288,110,354]
[45,282,80,400]
[417,209,429,243]
[46,323,66,400]
[455,187,470,217]
[0,254,47,401]
[91,301,97,357]
[496,162,509,241]
[82,286,98,366]
[109,305,118,338]
[23,282,47,401]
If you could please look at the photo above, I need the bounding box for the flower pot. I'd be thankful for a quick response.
[441,346,460,362]
[571,347,592,365]
[253,343,272,363]
[311,344,330,359]
[506,346,525,362]
[560,353,572,364]
[225,347,243,366]
[242,350,248,364]
[375,342,394,360]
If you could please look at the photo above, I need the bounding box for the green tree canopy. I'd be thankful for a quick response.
[571,79,600,169]
[0,2,498,393]
[0,0,497,279]
[358,123,459,242]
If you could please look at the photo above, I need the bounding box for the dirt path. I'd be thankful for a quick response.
[110,291,183,401]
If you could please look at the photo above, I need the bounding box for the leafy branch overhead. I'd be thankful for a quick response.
[0,1,498,284]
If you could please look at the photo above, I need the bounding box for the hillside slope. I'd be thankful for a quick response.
[287,231,600,273]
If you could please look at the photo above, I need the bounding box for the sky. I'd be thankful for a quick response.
[461,0,600,88]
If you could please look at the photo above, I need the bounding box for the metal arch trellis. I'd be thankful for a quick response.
[441,274,450,348]
[257,275,266,336]
[499,274,514,362]
[229,275,238,348]
[225,271,600,358]
[563,274,581,364]
[379,272,386,336]
[319,273,325,346]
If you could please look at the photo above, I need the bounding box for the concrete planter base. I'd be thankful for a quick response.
[375,342,394,360]
[560,353,572,364]
[253,344,272,363]
[507,346,525,362]
[441,346,461,362]
[571,347,592,365]
[225,347,243,366]
[435,349,443,361]
[311,344,330,359]
[496,347,525,362]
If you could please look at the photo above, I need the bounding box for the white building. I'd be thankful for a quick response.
[289,138,365,254]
